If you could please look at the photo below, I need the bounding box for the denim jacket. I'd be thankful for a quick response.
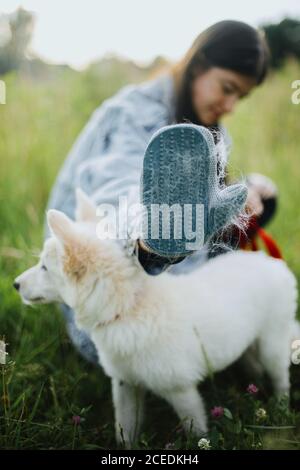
[46,73,231,273]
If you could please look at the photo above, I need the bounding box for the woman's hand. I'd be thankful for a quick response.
[245,173,278,217]
[245,185,264,216]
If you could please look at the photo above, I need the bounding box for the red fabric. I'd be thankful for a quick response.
[238,216,283,259]
[256,227,282,259]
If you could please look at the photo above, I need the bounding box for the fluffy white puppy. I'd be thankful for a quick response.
[14,190,299,447]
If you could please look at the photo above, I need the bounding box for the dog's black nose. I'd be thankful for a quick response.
[13,281,20,291]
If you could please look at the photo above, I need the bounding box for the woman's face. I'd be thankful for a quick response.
[191,67,257,125]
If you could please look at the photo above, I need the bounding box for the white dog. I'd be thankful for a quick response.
[14,190,299,447]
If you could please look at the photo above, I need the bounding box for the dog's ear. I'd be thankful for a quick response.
[47,209,76,245]
[75,188,97,222]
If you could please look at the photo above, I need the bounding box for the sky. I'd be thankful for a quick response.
[0,0,300,69]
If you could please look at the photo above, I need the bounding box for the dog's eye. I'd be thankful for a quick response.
[41,265,48,271]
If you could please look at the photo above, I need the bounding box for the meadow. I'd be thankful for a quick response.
[0,60,299,450]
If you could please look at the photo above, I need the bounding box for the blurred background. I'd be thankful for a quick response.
[0,0,300,450]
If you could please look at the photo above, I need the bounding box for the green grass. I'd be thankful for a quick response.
[0,61,300,450]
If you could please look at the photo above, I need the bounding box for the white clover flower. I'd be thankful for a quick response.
[198,438,211,450]
[255,408,267,421]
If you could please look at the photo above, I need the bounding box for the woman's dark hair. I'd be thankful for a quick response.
[171,20,270,125]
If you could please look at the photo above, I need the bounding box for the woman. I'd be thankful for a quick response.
[46,20,276,363]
